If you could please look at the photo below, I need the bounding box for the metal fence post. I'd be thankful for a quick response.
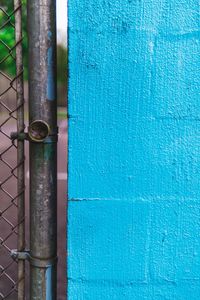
[14,1,25,299]
[27,1,57,299]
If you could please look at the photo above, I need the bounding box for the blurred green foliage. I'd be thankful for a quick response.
[0,0,28,78]
[57,43,68,86]
[0,0,67,86]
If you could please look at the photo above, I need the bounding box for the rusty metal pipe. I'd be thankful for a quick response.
[27,0,57,298]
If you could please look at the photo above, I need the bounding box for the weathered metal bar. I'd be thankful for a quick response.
[14,1,25,299]
[27,0,57,299]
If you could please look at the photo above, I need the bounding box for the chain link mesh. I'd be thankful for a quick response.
[0,1,25,299]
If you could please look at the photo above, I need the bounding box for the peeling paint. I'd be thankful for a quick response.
[48,30,52,40]
[47,46,55,101]
[46,266,52,300]
[47,31,55,101]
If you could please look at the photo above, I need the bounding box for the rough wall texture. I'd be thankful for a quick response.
[67,0,200,299]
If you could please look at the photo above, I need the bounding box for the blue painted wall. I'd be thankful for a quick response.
[67,0,200,299]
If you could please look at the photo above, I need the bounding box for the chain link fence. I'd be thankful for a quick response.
[0,1,25,299]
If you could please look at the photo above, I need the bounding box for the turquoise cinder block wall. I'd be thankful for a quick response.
[67,0,200,299]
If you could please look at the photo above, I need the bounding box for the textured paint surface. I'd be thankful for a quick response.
[67,0,200,299]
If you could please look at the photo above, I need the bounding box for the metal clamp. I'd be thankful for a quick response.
[11,121,58,144]
[28,120,58,143]
[11,249,57,268]
[11,249,30,261]
[10,132,28,141]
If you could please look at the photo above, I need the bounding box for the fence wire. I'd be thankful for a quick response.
[0,1,25,299]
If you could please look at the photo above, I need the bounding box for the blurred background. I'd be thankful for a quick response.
[0,0,68,107]
[0,1,67,298]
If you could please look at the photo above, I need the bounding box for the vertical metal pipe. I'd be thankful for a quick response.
[14,1,25,299]
[27,0,57,299]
